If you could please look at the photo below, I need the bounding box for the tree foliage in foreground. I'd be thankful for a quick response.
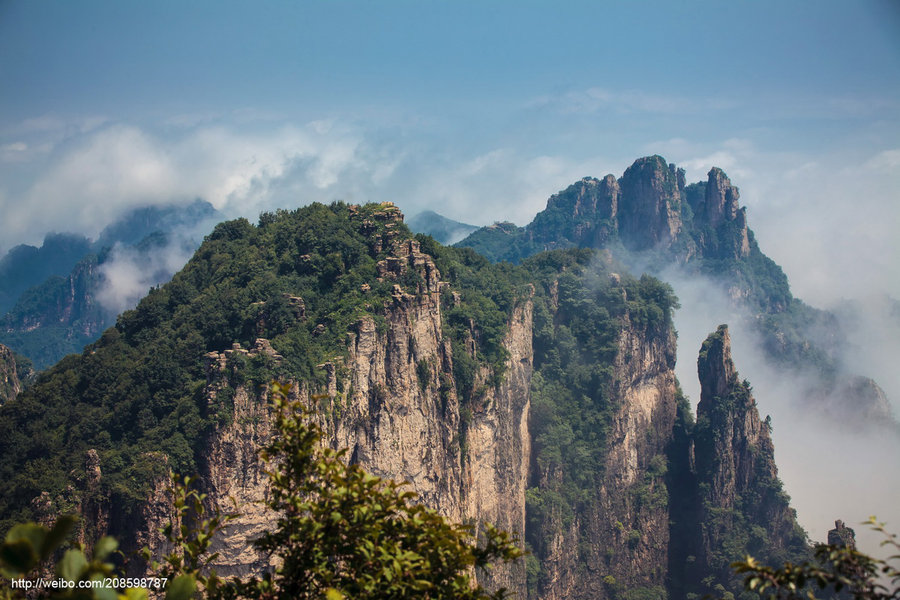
[0,382,523,599]
[734,517,900,600]
[221,382,522,599]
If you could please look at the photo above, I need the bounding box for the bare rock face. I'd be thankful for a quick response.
[697,324,738,408]
[0,343,21,404]
[197,237,532,596]
[704,168,741,229]
[530,175,620,250]
[461,297,533,593]
[833,376,894,423]
[687,168,751,260]
[201,344,282,577]
[618,156,683,251]
[128,454,178,574]
[333,237,464,517]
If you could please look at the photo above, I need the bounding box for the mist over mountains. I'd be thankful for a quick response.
[0,199,813,598]
[437,156,900,558]
[0,154,896,596]
[0,199,220,368]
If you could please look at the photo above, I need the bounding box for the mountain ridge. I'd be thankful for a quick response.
[0,200,808,598]
[456,155,894,427]
[0,199,220,369]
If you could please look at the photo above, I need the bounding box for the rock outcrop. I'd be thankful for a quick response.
[827,519,856,548]
[617,156,683,251]
[528,175,620,250]
[669,325,807,596]
[0,343,20,404]
[685,167,751,260]
[695,325,777,512]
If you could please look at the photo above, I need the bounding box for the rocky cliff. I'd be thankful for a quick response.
[683,167,751,260]
[0,202,807,599]
[0,255,109,370]
[193,217,532,594]
[531,301,678,600]
[460,156,752,270]
[668,325,808,597]
[0,344,20,404]
[617,156,683,252]
[457,156,892,430]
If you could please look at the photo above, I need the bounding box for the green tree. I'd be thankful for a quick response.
[0,515,147,599]
[734,518,900,600]
[220,382,522,599]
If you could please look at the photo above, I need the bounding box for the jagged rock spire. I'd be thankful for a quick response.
[671,325,806,593]
[618,155,683,250]
[828,519,857,549]
[697,324,737,405]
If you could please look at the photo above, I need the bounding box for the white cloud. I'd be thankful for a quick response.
[0,142,28,162]
[865,148,900,171]
[665,268,900,556]
[96,240,197,315]
[0,120,382,247]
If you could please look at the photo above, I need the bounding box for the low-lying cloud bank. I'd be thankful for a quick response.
[96,235,200,317]
[667,269,900,558]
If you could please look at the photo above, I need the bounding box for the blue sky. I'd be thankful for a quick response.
[1,0,898,302]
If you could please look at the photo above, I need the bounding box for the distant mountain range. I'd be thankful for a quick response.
[406,209,478,245]
[0,199,220,369]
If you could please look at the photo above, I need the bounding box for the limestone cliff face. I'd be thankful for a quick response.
[1,255,111,369]
[459,297,533,593]
[618,156,683,251]
[196,234,532,595]
[533,306,679,599]
[695,325,775,511]
[677,324,805,593]
[686,168,751,260]
[0,343,20,404]
[528,175,620,250]
[200,352,276,577]
[2,257,105,336]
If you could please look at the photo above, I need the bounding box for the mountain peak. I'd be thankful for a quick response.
[704,167,741,229]
[618,155,683,250]
[697,324,737,405]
